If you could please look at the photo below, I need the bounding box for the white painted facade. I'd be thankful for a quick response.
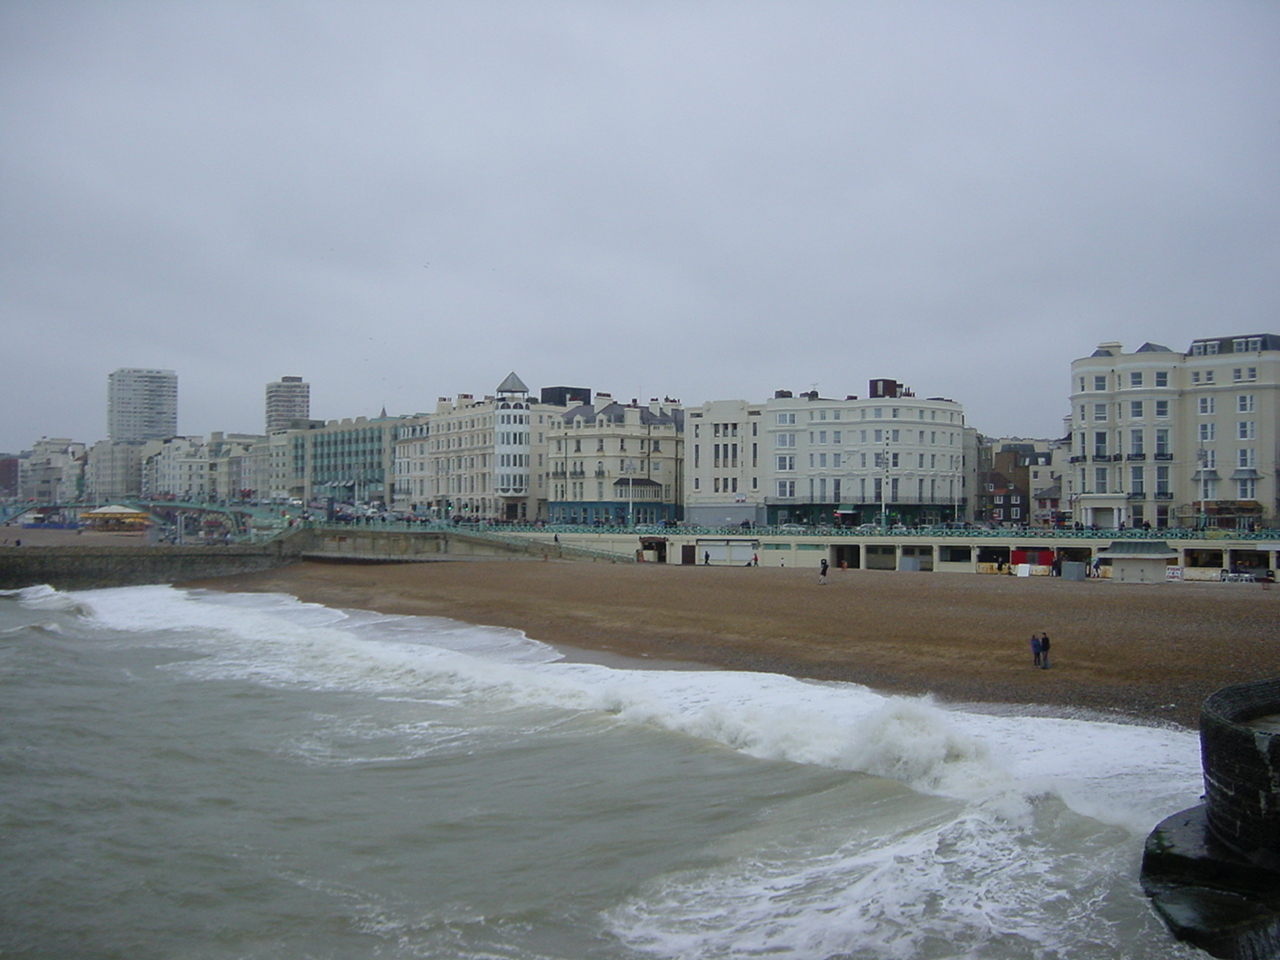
[1068,336,1280,529]
[684,383,975,527]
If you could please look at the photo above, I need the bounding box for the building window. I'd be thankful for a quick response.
[1130,466,1144,495]
[1237,394,1255,413]
[1238,421,1256,440]
[1238,448,1255,468]
[1094,375,1106,390]
[1198,397,1215,415]
[1129,372,1143,388]
[1155,371,1168,387]
[776,455,795,471]
[1130,429,1144,455]
[1198,423,1215,442]
[1129,401,1143,419]
[1094,467,1108,494]
[776,480,795,498]
[776,433,795,447]
[1093,403,1107,421]
[1237,478,1257,500]
[1155,400,1169,418]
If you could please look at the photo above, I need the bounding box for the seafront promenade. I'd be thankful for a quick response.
[6,518,1279,582]
[291,519,1280,581]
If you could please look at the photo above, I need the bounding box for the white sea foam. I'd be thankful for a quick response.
[7,582,91,612]
[68,584,1202,831]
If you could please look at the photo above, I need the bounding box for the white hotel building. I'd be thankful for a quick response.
[1068,335,1280,529]
[685,380,976,527]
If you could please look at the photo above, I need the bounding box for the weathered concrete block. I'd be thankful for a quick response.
[1143,679,1280,959]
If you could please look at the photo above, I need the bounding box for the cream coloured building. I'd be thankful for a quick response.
[1067,335,1280,529]
[684,380,974,528]
[682,399,766,527]
[141,436,208,500]
[545,394,684,525]
[393,374,588,522]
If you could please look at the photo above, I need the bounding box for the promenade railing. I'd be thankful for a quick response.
[297,518,1279,543]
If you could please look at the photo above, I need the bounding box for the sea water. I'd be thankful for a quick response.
[0,584,1206,960]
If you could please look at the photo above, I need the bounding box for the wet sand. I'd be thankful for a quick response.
[185,557,1280,729]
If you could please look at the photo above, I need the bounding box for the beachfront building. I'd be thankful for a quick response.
[683,399,767,527]
[684,381,976,528]
[85,440,146,502]
[545,395,684,525]
[18,439,86,503]
[1067,335,1280,529]
[207,432,263,502]
[289,414,401,506]
[392,374,589,522]
[243,432,291,503]
[141,436,209,501]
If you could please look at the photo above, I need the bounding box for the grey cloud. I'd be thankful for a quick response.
[2,1,1277,449]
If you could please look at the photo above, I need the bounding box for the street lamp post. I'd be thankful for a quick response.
[880,439,890,530]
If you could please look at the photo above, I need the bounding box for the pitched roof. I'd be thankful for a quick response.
[496,372,529,395]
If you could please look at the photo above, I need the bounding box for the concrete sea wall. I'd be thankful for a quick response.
[0,533,315,591]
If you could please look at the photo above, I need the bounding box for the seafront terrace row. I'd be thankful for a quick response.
[299,520,1280,579]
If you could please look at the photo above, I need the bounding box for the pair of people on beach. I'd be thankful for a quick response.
[1030,631,1051,668]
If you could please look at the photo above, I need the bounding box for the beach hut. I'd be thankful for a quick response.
[79,504,151,532]
[1096,540,1178,584]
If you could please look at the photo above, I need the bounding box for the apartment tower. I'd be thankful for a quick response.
[106,368,177,442]
[266,376,311,433]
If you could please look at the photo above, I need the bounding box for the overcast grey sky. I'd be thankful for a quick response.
[3,1,1277,453]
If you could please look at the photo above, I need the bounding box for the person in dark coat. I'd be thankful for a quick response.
[1039,632,1051,669]
[1030,633,1042,668]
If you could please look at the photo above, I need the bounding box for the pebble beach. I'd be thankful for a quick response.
[190,556,1280,729]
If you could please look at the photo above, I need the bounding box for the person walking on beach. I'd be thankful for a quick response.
[1039,632,1051,669]
[1030,632,1042,668]
[704,550,710,566]
[819,558,829,584]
